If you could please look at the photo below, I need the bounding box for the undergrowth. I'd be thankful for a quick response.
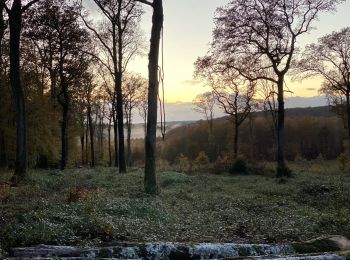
[0,162,349,252]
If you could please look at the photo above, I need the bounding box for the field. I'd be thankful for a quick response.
[0,161,349,253]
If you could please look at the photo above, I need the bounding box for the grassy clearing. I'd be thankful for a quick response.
[0,161,349,251]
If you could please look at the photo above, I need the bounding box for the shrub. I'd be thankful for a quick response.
[156,159,170,171]
[337,153,350,172]
[176,154,190,172]
[209,155,231,174]
[229,157,248,175]
[194,151,209,166]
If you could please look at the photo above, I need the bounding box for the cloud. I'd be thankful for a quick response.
[305,88,317,91]
[182,80,201,86]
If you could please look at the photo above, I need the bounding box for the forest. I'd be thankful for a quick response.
[0,0,350,258]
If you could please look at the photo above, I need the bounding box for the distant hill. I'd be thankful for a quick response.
[129,106,336,139]
[285,106,336,117]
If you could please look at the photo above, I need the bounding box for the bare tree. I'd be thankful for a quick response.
[0,2,6,167]
[137,85,148,138]
[80,0,143,173]
[136,0,163,194]
[193,92,215,134]
[296,27,350,137]
[123,72,146,167]
[4,0,41,182]
[203,0,344,177]
[81,73,96,167]
[195,62,256,159]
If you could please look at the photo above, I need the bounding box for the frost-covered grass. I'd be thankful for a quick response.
[0,161,349,251]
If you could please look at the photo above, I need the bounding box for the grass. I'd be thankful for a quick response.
[0,161,349,252]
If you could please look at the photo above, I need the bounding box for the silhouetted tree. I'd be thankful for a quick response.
[0,2,6,167]
[193,92,215,134]
[123,72,146,167]
[195,61,256,159]
[29,0,90,170]
[4,0,41,182]
[136,0,163,194]
[137,85,148,138]
[81,0,143,173]
[204,0,344,177]
[296,27,350,138]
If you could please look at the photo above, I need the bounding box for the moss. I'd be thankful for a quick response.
[237,246,251,256]
[252,245,264,255]
[293,237,341,253]
[97,248,113,258]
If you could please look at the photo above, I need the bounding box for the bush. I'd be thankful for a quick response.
[337,153,350,172]
[209,156,231,174]
[194,151,209,166]
[229,157,248,175]
[176,154,190,172]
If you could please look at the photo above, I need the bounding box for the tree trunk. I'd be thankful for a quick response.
[233,121,239,159]
[60,98,69,170]
[99,110,104,161]
[85,120,89,164]
[80,122,85,165]
[143,113,147,139]
[346,89,350,138]
[0,4,6,168]
[127,112,132,167]
[108,115,112,167]
[112,106,119,167]
[144,0,163,194]
[87,104,95,167]
[0,131,6,167]
[116,52,126,173]
[9,0,27,181]
[276,75,289,177]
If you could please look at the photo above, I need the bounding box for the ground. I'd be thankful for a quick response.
[0,161,349,253]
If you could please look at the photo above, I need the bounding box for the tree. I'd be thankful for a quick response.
[193,92,215,134]
[123,72,146,167]
[81,0,143,173]
[4,0,41,182]
[81,73,96,167]
[29,0,91,170]
[195,61,256,159]
[204,0,344,177]
[137,84,148,138]
[136,0,163,194]
[0,2,7,167]
[296,27,350,137]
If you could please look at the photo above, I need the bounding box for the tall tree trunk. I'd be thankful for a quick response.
[144,115,147,139]
[49,69,56,100]
[127,112,132,167]
[108,115,112,167]
[112,106,119,167]
[60,97,69,170]
[116,60,126,172]
[233,120,239,159]
[87,104,95,167]
[80,128,85,165]
[346,89,350,138]
[144,0,163,194]
[276,75,288,177]
[9,0,27,181]
[0,3,6,167]
[85,120,89,164]
[99,110,104,161]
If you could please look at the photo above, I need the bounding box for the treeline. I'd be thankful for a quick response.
[159,109,346,165]
[0,0,155,172]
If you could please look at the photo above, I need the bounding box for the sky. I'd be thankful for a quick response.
[127,0,350,102]
[85,0,350,121]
